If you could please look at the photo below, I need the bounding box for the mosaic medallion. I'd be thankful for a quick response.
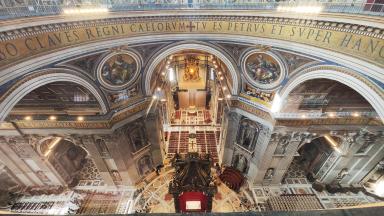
[242,51,286,90]
[97,51,140,90]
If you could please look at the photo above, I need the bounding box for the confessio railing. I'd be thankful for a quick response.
[0,0,383,20]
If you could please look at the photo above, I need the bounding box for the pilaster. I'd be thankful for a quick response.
[144,112,163,166]
[81,135,115,186]
[222,110,241,166]
[0,136,41,186]
[104,134,134,185]
[272,132,313,184]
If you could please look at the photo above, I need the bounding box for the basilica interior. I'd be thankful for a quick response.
[0,0,383,215]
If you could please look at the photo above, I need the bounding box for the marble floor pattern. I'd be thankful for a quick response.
[133,169,254,213]
[132,168,381,213]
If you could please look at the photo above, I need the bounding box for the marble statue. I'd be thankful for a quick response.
[274,136,290,155]
[264,168,275,180]
[237,119,260,151]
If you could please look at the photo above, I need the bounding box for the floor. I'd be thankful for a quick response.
[171,108,212,125]
[9,168,379,214]
[133,168,253,213]
[252,178,377,211]
[133,168,380,213]
[165,127,221,163]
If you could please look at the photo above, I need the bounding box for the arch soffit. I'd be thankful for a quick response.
[36,135,91,157]
[0,34,382,87]
[142,41,241,96]
[0,68,109,121]
[277,65,384,122]
[297,134,341,149]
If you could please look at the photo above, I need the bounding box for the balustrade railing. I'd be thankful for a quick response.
[273,111,379,119]
[0,1,382,20]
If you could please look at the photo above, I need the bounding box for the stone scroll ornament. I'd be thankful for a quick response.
[97,51,141,90]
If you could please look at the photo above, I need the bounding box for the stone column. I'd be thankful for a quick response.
[81,135,115,186]
[345,132,384,185]
[105,134,134,185]
[317,131,384,185]
[144,112,163,166]
[252,132,281,185]
[248,124,272,184]
[0,162,23,189]
[0,136,42,186]
[23,135,66,186]
[271,132,309,184]
[318,132,355,185]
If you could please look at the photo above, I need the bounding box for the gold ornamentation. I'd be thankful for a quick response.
[4,100,150,130]
[0,122,15,130]
[231,100,274,123]
[183,56,200,82]
[0,16,382,69]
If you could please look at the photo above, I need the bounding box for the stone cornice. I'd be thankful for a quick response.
[0,100,150,132]
[0,15,383,73]
[0,98,380,134]
[276,117,383,127]
[1,10,384,31]
[1,15,382,41]
[231,100,274,123]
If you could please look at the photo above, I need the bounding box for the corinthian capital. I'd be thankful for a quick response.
[291,131,312,143]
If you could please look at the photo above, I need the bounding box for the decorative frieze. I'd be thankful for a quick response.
[0,15,383,69]
[5,136,32,158]
[231,100,274,123]
[0,100,149,131]
[276,117,382,127]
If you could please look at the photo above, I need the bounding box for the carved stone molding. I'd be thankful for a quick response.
[231,100,274,123]
[0,100,149,131]
[354,130,383,147]
[1,15,382,42]
[0,16,382,81]
[5,136,31,158]
[276,117,382,127]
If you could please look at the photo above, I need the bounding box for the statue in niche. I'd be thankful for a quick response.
[274,136,290,155]
[111,170,122,182]
[378,160,384,170]
[264,168,275,180]
[129,127,147,152]
[355,130,377,154]
[232,154,248,173]
[236,119,260,151]
[336,168,349,181]
[138,155,153,176]
[95,139,110,158]
[366,160,384,184]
